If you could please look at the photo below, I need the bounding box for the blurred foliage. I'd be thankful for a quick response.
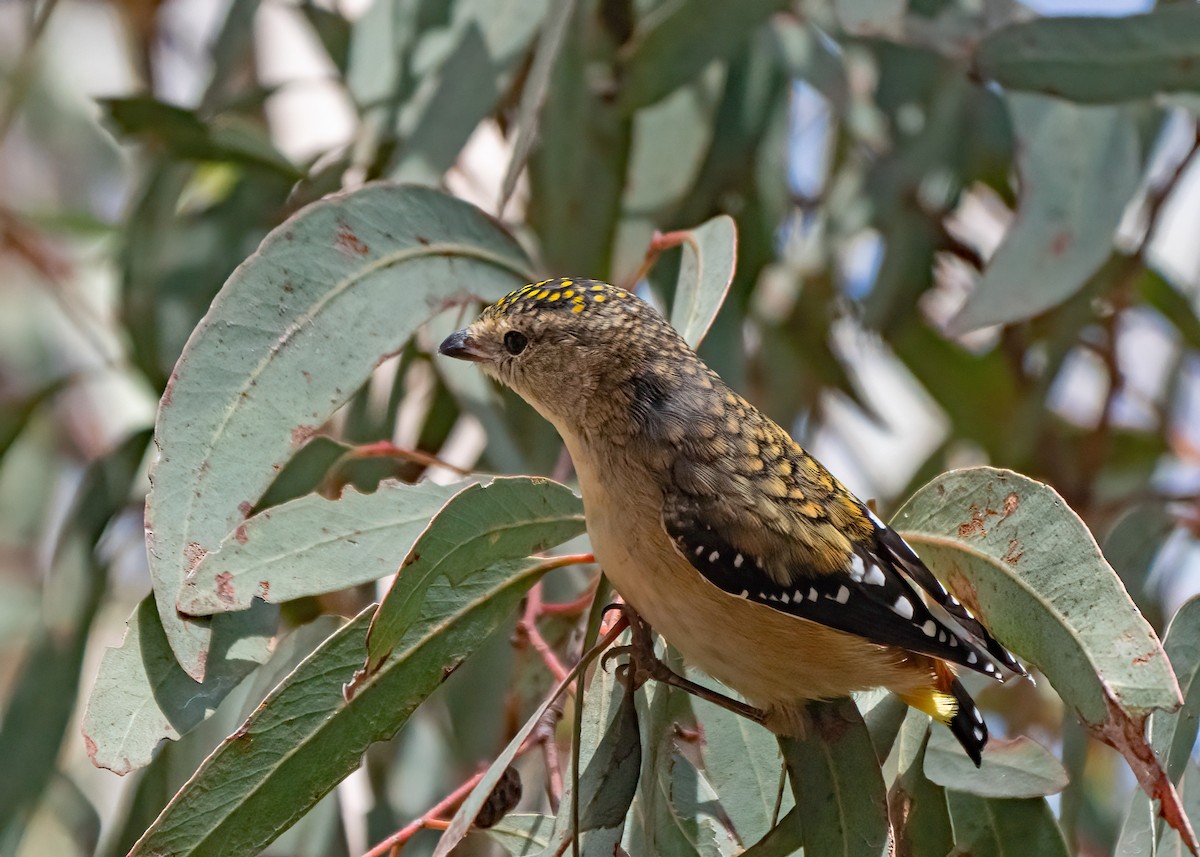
[4,0,1200,855]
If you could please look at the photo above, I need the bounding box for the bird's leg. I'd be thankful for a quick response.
[600,603,768,726]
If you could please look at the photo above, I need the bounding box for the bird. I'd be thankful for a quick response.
[439,276,1025,765]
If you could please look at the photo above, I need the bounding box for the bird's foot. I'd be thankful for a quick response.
[599,602,768,726]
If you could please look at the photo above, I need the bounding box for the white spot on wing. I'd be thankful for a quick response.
[835,585,850,604]
[694,545,705,557]
[708,551,720,563]
[893,596,913,620]
[973,726,985,742]
[864,566,886,586]
[808,587,818,601]
[967,651,977,664]
[922,620,937,637]
[734,553,744,568]
[848,555,866,582]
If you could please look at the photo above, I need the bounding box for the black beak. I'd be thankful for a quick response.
[439,329,488,362]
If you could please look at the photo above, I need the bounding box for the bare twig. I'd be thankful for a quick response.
[363,771,486,857]
[346,440,473,477]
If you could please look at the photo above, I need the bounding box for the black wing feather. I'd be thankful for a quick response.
[662,500,1010,680]
[866,509,1026,677]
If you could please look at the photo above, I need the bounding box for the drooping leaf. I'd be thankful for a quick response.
[779,698,890,857]
[1117,596,1200,854]
[528,1,631,279]
[975,6,1200,104]
[388,0,550,182]
[694,678,788,846]
[886,710,953,857]
[498,0,578,213]
[578,681,641,832]
[177,479,464,615]
[893,467,1193,850]
[669,215,737,350]
[82,596,277,776]
[923,729,1068,799]
[617,0,791,111]
[948,94,1140,334]
[129,554,550,857]
[363,477,585,674]
[143,182,530,679]
[945,791,1070,857]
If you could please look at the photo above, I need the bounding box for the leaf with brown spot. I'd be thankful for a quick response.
[894,467,1194,853]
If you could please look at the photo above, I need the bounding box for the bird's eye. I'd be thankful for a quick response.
[504,330,528,355]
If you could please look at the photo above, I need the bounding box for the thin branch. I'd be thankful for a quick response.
[346,440,473,477]
[363,771,486,857]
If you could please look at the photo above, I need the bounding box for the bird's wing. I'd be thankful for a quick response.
[661,488,1024,680]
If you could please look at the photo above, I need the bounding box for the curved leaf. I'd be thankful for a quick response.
[886,710,952,857]
[177,479,464,615]
[975,6,1200,104]
[945,792,1069,857]
[894,467,1177,725]
[617,0,790,111]
[947,95,1139,334]
[363,477,585,674]
[145,182,531,679]
[894,467,1192,850]
[671,214,737,350]
[779,698,890,857]
[924,730,1068,799]
[129,555,550,857]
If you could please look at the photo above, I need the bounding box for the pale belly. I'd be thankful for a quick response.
[576,465,929,725]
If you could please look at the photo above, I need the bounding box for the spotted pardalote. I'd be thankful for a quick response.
[440,277,1025,764]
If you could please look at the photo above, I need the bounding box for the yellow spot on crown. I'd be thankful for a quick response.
[561,279,573,287]
[548,292,561,301]
[572,303,584,313]
[591,285,605,292]
[563,289,574,298]
[536,290,550,299]
[594,295,606,302]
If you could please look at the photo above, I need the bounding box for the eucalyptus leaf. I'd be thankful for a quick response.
[780,698,890,857]
[363,477,585,673]
[924,729,1068,799]
[976,6,1200,104]
[948,94,1139,334]
[130,553,549,857]
[143,182,530,680]
[177,479,464,614]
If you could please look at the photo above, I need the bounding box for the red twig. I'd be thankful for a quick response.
[363,770,486,857]
[347,440,473,476]
[516,582,571,683]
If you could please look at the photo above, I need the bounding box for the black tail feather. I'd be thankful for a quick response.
[947,678,987,767]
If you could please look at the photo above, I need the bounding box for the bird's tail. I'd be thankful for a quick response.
[944,677,987,766]
[899,664,988,767]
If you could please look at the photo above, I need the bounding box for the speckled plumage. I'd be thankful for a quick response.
[440,277,1024,764]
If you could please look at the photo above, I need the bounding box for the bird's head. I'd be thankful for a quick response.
[439,277,691,433]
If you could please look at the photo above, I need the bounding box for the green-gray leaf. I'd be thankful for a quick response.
[364,477,584,673]
[146,183,530,681]
[129,555,548,857]
[924,729,1068,799]
[177,479,464,614]
[975,6,1200,104]
[780,698,890,857]
[947,94,1139,334]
